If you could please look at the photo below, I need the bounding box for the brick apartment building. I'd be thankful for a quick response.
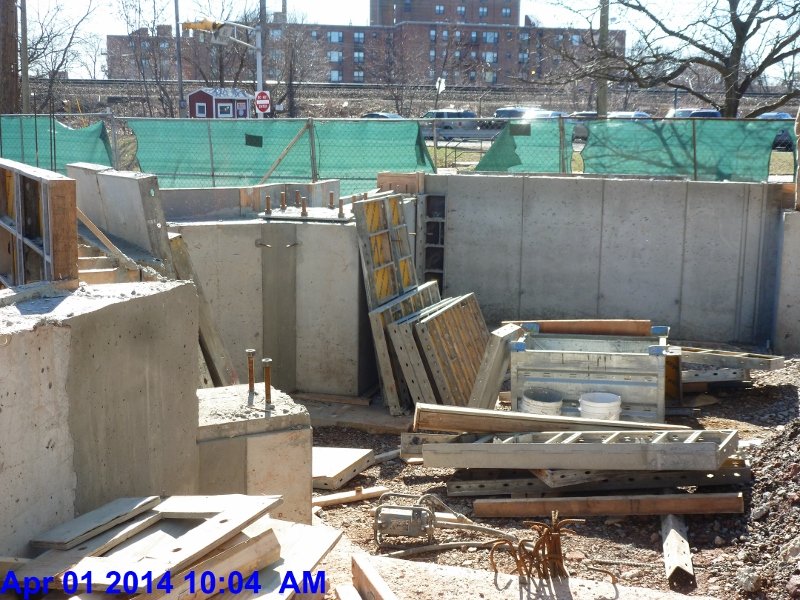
[106,0,624,88]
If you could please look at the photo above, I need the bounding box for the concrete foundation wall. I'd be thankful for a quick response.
[439,174,783,344]
[176,219,374,395]
[0,281,200,554]
[775,211,799,354]
[0,326,75,556]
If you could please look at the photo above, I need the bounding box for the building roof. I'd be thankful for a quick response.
[188,87,254,99]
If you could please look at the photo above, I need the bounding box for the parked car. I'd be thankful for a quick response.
[756,112,796,152]
[665,107,722,118]
[419,109,479,139]
[607,111,652,119]
[361,112,405,119]
[493,106,532,119]
[523,109,568,119]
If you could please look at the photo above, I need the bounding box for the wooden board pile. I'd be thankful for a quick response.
[2,495,340,600]
[352,194,490,416]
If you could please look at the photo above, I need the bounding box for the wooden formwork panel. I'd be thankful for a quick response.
[414,293,489,406]
[368,281,441,415]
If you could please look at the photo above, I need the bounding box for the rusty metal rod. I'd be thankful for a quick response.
[246,349,256,393]
[280,191,286,210]
[329,190,335,209]
[294,190,301,207]
[338,198,345,219]
[301,196,308,217]
[265,195,272,215]
[262,358,272,404]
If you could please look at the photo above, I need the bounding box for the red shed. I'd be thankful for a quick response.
[187,87,254,119]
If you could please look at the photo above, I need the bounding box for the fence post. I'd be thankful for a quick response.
[433,119,438,172]
[207,119,216,187]
[692,119,698,181]
[559,116,566,174]
[307,117,318,182]
[110,112,120,170]
[19,117,25,165]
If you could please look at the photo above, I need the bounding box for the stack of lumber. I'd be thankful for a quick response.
[3,495,340,600]
[407,403,746,519]
[353,194,491,415]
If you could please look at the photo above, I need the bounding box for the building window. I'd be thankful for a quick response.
[217,102,233,118]
[327,50,343,63]
[455,30,462,40]
[484,70,497,83]
[478,7,488,17]
[483,31,498,43]
[353,70,364,82]
[270,29,282,39]
[435,4,444,14]
[442,30,448,41]
[456,5,465,17]
[354,50,364,64]
[311,31,318,40]
[430,49,436,62]
[470,31,478,42]
[520,31,530,42]
[195,102,206,117]
[571,34,581,46]
[327,31,343,43]
[430,29,436,42]
[470,50,477,60]
[501,7,511,17]
[454,50,461,59]
[468,70,476,81]
[554,34,564,44]
[354,31,364,44]
[330,69,342,82]
[518,51,529,63]
[404,0,411,11]
[482,51,498,63]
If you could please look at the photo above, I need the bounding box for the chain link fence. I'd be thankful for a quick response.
[0,113,795,190]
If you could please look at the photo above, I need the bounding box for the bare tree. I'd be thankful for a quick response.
[75,33,106,79]
[544,0,800,117]
[365,30,429,116]
[118,0,176,117]
[26,1,96,109]
[267,16,325,117]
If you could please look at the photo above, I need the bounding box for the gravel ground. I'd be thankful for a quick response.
[312,358,800,599]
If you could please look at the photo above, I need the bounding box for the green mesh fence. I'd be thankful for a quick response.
[129,118,434,195]
[582,119,788,182]
[0,116,112,173]
[475,119,574,173]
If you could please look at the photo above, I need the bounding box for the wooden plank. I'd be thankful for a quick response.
[62,495,281,591]
[30,496,159,550]
[170,233,238,386]
[662,514,695,587]
[312,486,390,508]
[423,430,738,471]
[136,516,281,600]
[48,178,78,281]
[239,520,341,600]
[504,319,652,337]
[680,346,784,370]
[312,447,376,490]
[469,324,521,409]
[413,403,690,434]
[292,392,371,407]
[473,492,744,518]
[352,555,400,600]
[335,584,364,600]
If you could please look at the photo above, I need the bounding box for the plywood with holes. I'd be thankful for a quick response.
[468,323,522,409]
[387,315,439,406]
[312,447,375,490]
[367,281,441,415]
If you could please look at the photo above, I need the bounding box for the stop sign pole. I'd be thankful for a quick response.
[255,90,271,117]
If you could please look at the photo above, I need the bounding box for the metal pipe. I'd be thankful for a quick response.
[265,194,271,214]
[329,191,335,209]
[246,349,256,393]
[338,198,344,219]
[280,191,286,210]
[301,196,308,217]
[294,190,301,207]
[174,0,185,117]
[262,358,272,403]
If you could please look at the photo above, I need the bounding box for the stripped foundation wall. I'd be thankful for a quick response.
[0,281,200,555]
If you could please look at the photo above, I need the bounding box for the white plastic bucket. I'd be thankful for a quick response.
[520,388,563,415]
[580,392,622,420]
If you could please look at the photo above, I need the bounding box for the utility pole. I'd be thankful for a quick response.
[0,0,19,113]
[259,0,266,92]
[20,0,30,113]
[596,0,609,117]
[175,0,185,117]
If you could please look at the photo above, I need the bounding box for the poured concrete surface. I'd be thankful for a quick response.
[775,211,800,353]
[440,174,783,343]
[197,384,312,524]
[0,281,200,554]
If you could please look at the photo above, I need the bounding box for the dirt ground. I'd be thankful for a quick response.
[311,358,800,599]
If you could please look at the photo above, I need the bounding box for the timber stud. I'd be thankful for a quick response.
[246,349,256,393]
[301,196,308,217]
[338,198,345,219]
[265,195,272,215]
[280,191,287,211]
[295,190,301,207]
[262,358,272,404]
[329,191,335,209]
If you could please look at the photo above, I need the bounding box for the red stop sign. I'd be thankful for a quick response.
[255,90,271,113]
